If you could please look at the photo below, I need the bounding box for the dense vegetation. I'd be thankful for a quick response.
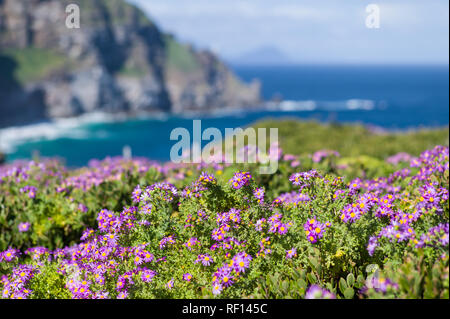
[0,122,448,299]
[0,48,69,84]
[250,119,449,159]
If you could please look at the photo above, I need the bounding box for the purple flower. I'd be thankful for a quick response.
[229,171,252,190]
[304,217,328,244]
[217,266,234,288]
[117,291,128,299]
[184,237,200,251]
[312,150,340,163]
[183,273,193,281]
[166,278,174,289]
[272,191,310,208]
[339,204,362,223]
[363,277,399,294]
[195,254,214,266]
[145,182,178,202]
[305,285,336,299]
[0,248,20,262]
[139,203,152,215]
[78,203,88,213]
[367,236,379,256]
[18,222,31,232]
[198,171,216,184]
[255,218,266,231]
[132,185,142,203]
[20,185,37,199]
[212,282,223,295]
[277,223,290,235]
[140,268,157,283]
[286,248,297,259]
[231,252,252,273]
[386,152,415,165]
[94,291,109,299]
[25,247,49,260]
[416,223,449,249]
[253,187,265,203]
[159,235,176,249]
[289,170,321,188]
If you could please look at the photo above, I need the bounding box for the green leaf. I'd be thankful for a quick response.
[306,273,317,284]
[347,273,355,287]
[270,274,279,287]
[339,278,348,294]
[354,274,365,288]
[297,279,307,289]
[344,287,354,299]
[308,257,319,270]
[282,281,290,294]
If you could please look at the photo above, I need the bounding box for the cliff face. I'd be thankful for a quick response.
[0,0,260,127]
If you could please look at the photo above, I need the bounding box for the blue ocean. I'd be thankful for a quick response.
[1,65,448,166]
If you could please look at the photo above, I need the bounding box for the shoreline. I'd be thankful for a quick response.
[1,108,449,156]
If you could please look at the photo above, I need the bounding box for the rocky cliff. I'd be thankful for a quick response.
[0,0,260,127]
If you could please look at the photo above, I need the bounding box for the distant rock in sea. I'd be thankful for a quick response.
[0,0,261,128]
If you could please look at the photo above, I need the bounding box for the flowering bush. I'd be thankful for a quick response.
[0,145,448,299]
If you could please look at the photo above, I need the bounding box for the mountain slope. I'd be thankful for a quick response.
[0,0,260,127]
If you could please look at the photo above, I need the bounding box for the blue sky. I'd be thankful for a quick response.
[128,0,449,64]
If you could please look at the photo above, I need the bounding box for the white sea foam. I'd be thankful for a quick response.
[277,100,317,111]
[268,99,377,112]
[0,112,120,154]
[346,99,375,110]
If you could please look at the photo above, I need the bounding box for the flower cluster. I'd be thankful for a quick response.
[0,248,20,262]
[1,265,37,299]
[19,185,37,199]
[229,171,252,189]
[416,223,449,249]
[304,217,330,243]
[312,150,340,163]
[267,214,293,235]
[184,237,201,251]
[211,251,252,295]
[159,235,176,249]
[272,191,310,208]
[0,145,448,300]
[253,187,265,204]
[144,182,178,203]
[181,172,216,198]
[195,254,214,266]
[289,169,321,189]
